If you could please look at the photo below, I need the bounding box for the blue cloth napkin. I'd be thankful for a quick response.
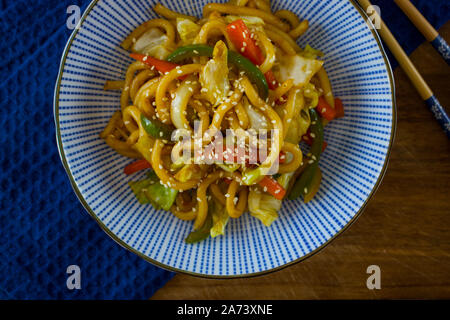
[0,0,448,300]
[371,0,449,69]
[0,0,174,300]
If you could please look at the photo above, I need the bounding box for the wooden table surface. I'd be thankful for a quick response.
[152,22,450,300]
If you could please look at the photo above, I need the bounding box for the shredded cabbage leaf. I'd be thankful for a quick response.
[199,41,230,106]
[176,18,201,45]
[242,97,269,131]
[275,54,324,87]
[248,187,280,226]
[132,28,170,59]
[209,198,230,238]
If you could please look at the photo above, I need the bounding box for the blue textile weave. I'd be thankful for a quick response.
[0,0,448,299]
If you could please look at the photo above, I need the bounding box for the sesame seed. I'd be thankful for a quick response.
[304,187,308,193]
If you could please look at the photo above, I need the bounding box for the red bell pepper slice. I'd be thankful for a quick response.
[316,96,337,121]
[258,176,286,200]
[264,69,279,90]
[334,97,345,119]
[130,53,188,80]
[124,159,151,175]
[226,19,279,90]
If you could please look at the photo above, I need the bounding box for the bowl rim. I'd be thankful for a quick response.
[53,0,397,279]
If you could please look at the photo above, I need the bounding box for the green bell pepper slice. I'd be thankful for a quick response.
[129,171,178,210]
[140,114,173,140]
[288,108,324,200]
[184,211,213,244]
[166,44,269,100]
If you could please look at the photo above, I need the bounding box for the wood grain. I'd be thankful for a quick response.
[151,22,450,300]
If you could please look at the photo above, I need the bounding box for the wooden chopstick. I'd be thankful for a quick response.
[357,0,450,138]
[394,0,450,65]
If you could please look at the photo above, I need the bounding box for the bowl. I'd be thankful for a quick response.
[54,0,396,277]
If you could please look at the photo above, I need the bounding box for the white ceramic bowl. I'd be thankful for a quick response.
[54,0,396,277]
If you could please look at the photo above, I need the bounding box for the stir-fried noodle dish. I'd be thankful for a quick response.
[101,1,345,243]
